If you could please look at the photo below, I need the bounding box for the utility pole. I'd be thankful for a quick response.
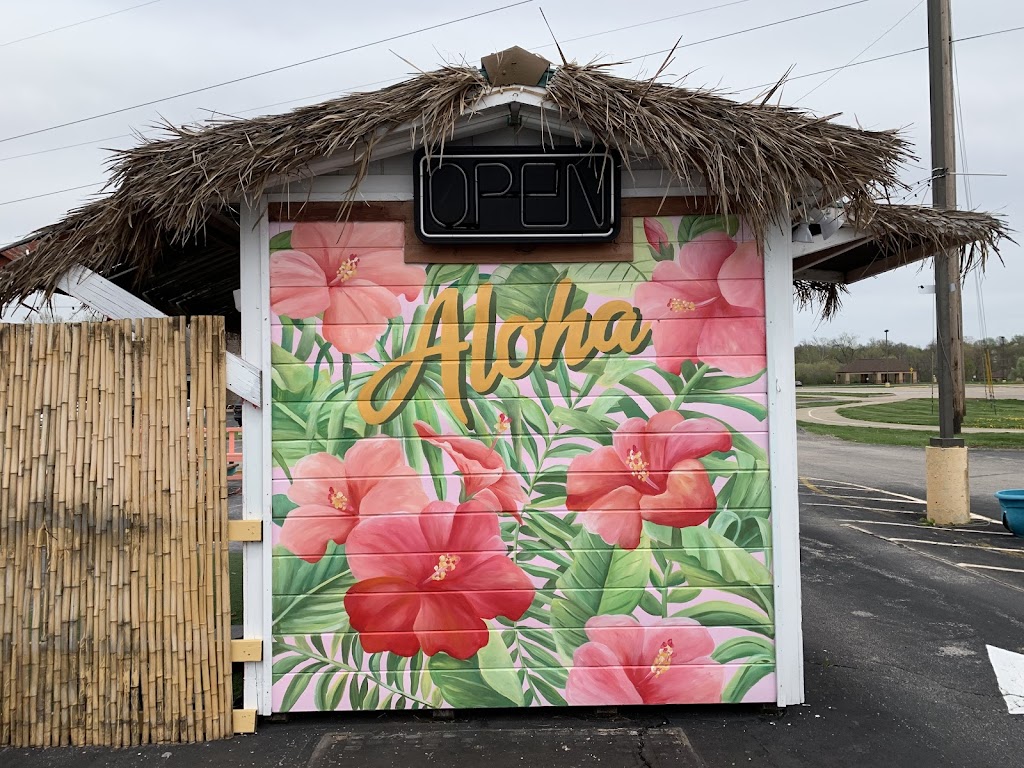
[926,0,970,524]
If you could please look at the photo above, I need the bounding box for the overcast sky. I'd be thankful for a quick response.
[1,0,1019,344]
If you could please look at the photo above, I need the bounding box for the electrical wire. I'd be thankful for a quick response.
[737,24,1024,94]
[0,1,163,48]
[794,0,924,102]
[531,0,757,49]
[5,17,1024,207]
[627,0,871,61]
[0,0,534,145]
[0,183,104,208]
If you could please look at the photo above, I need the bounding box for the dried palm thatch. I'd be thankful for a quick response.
[791,202,1010,318]
[0,60,1008,311]
[851,202,1011,273]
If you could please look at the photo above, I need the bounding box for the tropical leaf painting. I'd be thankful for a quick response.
[268,215,776,711]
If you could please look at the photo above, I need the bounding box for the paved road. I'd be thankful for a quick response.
[797,384,1024,433]
[4,432,1023,767]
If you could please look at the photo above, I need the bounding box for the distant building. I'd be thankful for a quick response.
[836,358,918,384]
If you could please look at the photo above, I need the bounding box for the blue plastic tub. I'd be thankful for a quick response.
[995,490,1024,537]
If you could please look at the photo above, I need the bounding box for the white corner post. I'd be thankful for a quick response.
[239,200,274,715]
[764,210,805,706]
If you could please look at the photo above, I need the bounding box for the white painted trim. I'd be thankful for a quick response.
[764,210,805,706]
[266,175,414,202]
[471,86,551,113]
[56,265,262,406]
[239,201,274,715]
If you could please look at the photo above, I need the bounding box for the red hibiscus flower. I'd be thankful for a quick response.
[565,615,725,705]
[278,437,429,563]
[269,222,425,354]
[344,501,535,659]
[414,421,527,522]
[566,411,731,549]
[634,228,766,377]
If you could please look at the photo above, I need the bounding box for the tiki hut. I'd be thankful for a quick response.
[0,48,1010,720]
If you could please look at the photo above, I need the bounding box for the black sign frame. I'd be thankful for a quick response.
[413,146,621,244]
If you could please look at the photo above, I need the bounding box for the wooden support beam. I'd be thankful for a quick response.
[228,520,263,542]
[845,245,930,283]
[231,639,264,662]
[232,709,257,734]
[792,234,870,273]
[793,268,844,283]
[56,265,262,406]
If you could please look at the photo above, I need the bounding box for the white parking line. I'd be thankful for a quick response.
[835,520,1014,536]
[804,502,921,516]
[886,538,1024,554]
[957,563,1024,574]
[987,645,1024,714]
[808,494,926,505]
[801,477,926,504]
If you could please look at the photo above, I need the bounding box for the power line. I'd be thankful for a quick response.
[1,3,758,162]
[0,0,534,145]
[0,183,104,208]
[1,1,163,48]
[795,0,924,102]
[0,134,132,164]
[532,0,757,49]
[627,0,872,61]
[6,20,1023,208]
[736,24,1024,94]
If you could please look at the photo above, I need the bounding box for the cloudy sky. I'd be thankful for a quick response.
[1,0,1019,344]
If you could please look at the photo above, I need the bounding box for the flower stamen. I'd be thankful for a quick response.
[336,254,360,283]
[327,487,350,511]
[431,553,461,581]
[651,639,674,677]
[667,297,697,313]
[626,445,651,483]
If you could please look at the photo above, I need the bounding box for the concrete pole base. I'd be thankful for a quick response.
[925,444,970,525]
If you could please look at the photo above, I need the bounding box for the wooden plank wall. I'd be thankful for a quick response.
[0,316,232,747]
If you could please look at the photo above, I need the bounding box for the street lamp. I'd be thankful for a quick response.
[884,329,890,355]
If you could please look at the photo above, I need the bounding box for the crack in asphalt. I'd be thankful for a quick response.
[636,727,654,768]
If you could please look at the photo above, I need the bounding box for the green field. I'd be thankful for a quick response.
[799,390,890,398]
[837,398,1024,430]
[798,421,1024,449]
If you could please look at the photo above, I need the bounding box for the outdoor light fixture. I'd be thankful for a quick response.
[233,289,242,312]
[818,210,844,240]
[793,222,814,243]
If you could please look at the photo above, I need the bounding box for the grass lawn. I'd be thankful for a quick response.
[229,550,243,625]
[798,421,1024,449]
[796,397,853,408]
[837,397,1024,430]
[229,550,244,705]
[799,390,890,398]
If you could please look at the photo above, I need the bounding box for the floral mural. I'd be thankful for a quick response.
[269,216,775,711]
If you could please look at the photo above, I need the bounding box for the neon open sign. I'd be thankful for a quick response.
[413,147,621,243]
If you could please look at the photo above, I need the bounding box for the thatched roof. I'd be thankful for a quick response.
[0,58,1009,318]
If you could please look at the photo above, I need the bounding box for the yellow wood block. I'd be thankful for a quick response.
[233,709,257,734]
[231,639,263,662]
[228,519,262,541]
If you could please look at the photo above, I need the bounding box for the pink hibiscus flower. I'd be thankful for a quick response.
[414,421,527,522]
[634,228,766,377]
[269,222,425,354]
[566,411,732,549]
[278,437,429,563]
[565,615,725,705]
[344,501,535,659]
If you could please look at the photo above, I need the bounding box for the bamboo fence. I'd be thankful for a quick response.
[0,316,232,747]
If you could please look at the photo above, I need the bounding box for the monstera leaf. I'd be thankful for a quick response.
[487,263,587,320]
